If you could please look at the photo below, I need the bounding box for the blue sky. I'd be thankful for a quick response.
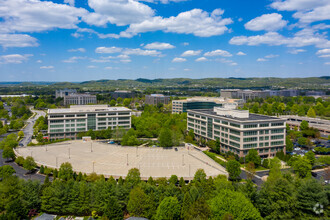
[0,0,329,81]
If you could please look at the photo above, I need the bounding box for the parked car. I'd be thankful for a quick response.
[108,141,115,144]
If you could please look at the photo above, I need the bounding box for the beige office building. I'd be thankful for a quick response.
[145,94,170,105]
[48,105,131,140]
[187,107,286,158]
[64,94,97,105]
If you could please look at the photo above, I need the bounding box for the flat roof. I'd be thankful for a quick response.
[48,105,131,114]
[173,97,242,104]
[189,109,284,122]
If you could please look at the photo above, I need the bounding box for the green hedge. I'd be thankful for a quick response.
[203,151,226,167]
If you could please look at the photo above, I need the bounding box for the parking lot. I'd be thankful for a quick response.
[15,140,228,180]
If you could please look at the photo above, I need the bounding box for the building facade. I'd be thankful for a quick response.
[172,97,244,114]
[48,105,131,140]
[64,94,97,105]
[187,107,286,158]
[220,89,300,100]
[145,94,170,105]
[111,90,134,99]
[55,89,77,98]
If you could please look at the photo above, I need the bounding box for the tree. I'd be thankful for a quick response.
[306,107,316,118]
[155,197,181,220]
[286,137,293,152]
[125,168,141,189]
[300,120,309,131]
[23,156,36,172]
[296,178,328,217]
[2,146,16,161]
[103,196,123,220]
[58,162,73,181]
[246,162,255,180]
[15,156,24,166]
[298,137,308,146]
[109,99,116,106]
[127,187,148,217]
[158,128,173,147]
[304,151,315,165]
[36,133,44,143]
[123,98,131,107]
[18,131,24,138]
[209,189,262,220]
[245,149,261,168]
[0,165,15,178]
[226,160,241,181]
[292,156,312,178]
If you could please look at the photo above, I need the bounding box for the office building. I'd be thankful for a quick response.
[55,89,77,98]
[111,90,134,99]
[187,106,286,158]
[64,94,97,105]
[172,97,244,114]
[48,105,131,140]
[220,89,299,100]
[145,94,170,105]
[305,91,326,96]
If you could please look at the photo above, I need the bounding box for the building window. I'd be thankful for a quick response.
[243,137,258,142]
[230,123,240,128]
[243,124,258,128]
[260,123,269,127]
[271,129,284,134]
[271,122,284,127]
[243,131,258,136]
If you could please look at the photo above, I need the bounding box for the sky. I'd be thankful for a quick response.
[0,0,329,82]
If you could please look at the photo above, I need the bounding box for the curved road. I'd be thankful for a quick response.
[20,109,46,147]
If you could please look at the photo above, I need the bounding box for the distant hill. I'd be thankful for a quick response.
[0,77,329,91]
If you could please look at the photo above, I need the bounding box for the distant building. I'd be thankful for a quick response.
[111,90,134,99]
[220,89,300,100]
[48,105,131,140]
[188,106,286,158]
[64,94,97,106]
[145,94,170,105]
[280,115,330,137]
[0,94,35,98]
[305,91,326,96]
[0,119,7,126]
[55,89,77,98]
[172,97,244,114]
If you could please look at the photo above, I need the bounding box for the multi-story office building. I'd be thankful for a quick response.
[305,91,326,96]
[172,97,244,114]
[64,94,97,105]
[187,106,286,158]
[48,105,131,140]
[145,94,170,105]
[111,90,134,99]
[55,89,77,98]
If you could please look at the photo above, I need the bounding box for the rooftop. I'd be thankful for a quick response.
[113,90,131,93]
[174,97,242,104]
[189,108,284,122]
[65,93,96,97]
[48,105,131,114]
[149,94,169,97]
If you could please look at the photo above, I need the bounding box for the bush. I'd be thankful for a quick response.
[262,159,270,169]
[203,151,226,167]
[15,156,25,166]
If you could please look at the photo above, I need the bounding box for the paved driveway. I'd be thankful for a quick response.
[20,109,46,147]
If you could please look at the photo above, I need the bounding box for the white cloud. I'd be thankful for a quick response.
[124,9,233,37]
[144,42,175,50]
[87,0,155,26]
[0,0,87,33]
[71,32,83,38]
[95,47,122,54]
[270,0,330,24]
[324,62,330,65]
[319,54,330,58]
[64,0,75,6]
[172,57,187,62]
[257,58,268,62]
[104,66,113,70]
[229,30,330,48]
[316,49,330,54]
[245,13,288,31]
[36,60,42,63]
[236,51,246,56]
[0,34,38,48]
[182,42,189,46]
[87,65,97,68]
[0,54,32,64]
[195,57,208,62]
[62,56,86,63]
[216,58,237,66]
[68,48,86,52]
[265,54,279,58]
[181,50,202,57]
[184,68,191,71]
[288,49,306,54]
[40,66,54,69]
[204,49,232,57]
[120,59,132,63]
[123,48,161,56]
[141,0,188,4]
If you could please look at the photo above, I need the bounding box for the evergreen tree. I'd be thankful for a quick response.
[155,197,181,220]
[103,196,123,220]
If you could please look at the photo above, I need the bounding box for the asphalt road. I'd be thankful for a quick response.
[20,109,46,147]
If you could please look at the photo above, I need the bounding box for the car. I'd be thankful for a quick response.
[175,148,178,151]
[311,172,318,177]
[108,141,115,144]
[19,143,24,147]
